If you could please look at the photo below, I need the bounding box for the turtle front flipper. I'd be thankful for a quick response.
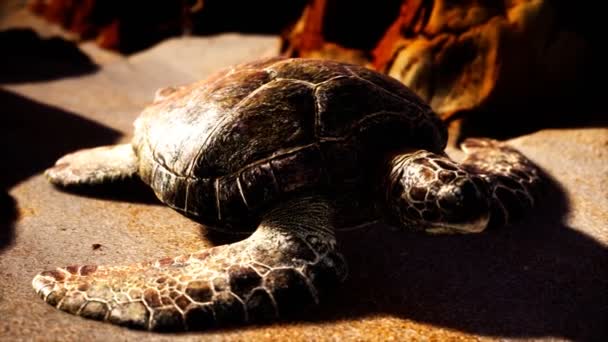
[45,144,138,187]
[32,195,347,331]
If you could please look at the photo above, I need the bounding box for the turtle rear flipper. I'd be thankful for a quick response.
[32,196,347,331]
[45,144,138,187]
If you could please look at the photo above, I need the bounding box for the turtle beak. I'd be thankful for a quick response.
[424,212,490,234]
[424,177,491,234]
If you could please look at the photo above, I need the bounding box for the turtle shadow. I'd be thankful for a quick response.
[52,178,161,205]
[0,28,98,84]
[0,88,161,205]
[0,28,106,252]
[0,89,125,251]
[0,89,121,189]
[317,170,607,341]
[191,167,607,341]
[0,190,18,252]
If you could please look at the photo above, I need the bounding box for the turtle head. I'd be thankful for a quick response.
[420,177,490,234]
[387,151,491,234]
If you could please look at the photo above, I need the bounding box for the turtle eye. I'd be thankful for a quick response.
[436,178,490,226]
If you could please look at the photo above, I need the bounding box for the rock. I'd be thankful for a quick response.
[282,0,595,121]
[26,0,306,53]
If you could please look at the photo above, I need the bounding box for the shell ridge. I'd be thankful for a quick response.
[345,65,427,112]
[185,72,277,176]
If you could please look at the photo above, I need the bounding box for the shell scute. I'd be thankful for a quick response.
[194,79,316,178]
[315,76,418,138]
[267,58,350,84]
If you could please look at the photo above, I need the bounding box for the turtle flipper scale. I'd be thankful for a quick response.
[32,196,346,331]
[460,138,544,227]
[45,144,138,187]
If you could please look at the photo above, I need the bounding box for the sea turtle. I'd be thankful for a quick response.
[33,57,542,331]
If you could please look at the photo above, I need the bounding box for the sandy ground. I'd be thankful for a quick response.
[1,11,607,342]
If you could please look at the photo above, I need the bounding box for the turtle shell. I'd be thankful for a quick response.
[132,57,447,228]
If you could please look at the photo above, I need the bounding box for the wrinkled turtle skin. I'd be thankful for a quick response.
[35,57,543,331]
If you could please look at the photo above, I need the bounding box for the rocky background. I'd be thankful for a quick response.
[0,1,606,341]
[22,0,605,126]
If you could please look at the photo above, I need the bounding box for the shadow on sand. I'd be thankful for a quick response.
[0,191,17,252]
[311,170,608,341]
[0,89,121,251]
[0,28,110,252]
[167,163,606,342]
[0,29,98,84]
